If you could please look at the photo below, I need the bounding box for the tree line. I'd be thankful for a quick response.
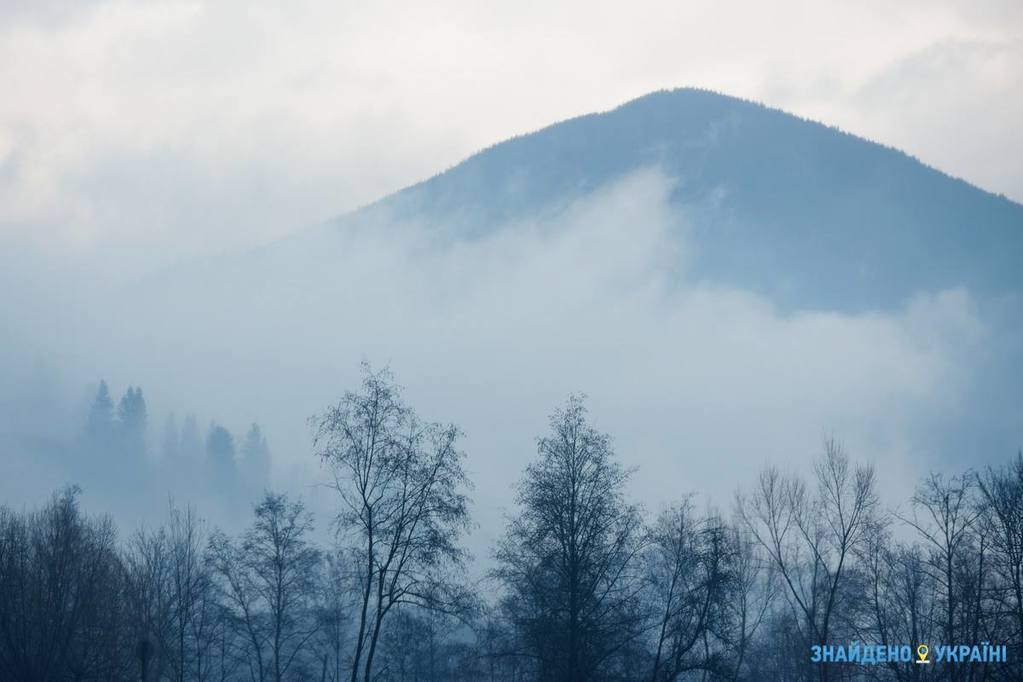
[77,380,272,510]
[0,365,1020,681]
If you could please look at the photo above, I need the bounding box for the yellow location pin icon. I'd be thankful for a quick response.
[916,644,930,664]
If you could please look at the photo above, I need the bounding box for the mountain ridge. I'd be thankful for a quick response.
[305,87,1021,312]
[384,87,1019,216]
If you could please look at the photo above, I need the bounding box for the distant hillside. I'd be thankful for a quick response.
[332,88,1022,311]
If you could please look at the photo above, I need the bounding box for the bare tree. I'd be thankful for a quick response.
[495,395,645,682]
[123,522,175,681]
[857,524,936,682]
[314,550,351,682]
[249,493,322,681]
[899,473,980,660]
[167,504,218,682]
[0,487,129,681]
[312,365,472,682]
[977,452,1023,665]
[723,526,775,682]
[208,492,321,682]
[645,502,736,681]
[738,439,877,681]
[123,503,227,682]
[208,529,269,682]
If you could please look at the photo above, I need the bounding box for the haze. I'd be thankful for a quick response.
[0,1,1021,550]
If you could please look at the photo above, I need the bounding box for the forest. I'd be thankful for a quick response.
[0,366,1020,682]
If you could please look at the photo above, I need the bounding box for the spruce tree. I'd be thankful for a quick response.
[85,380,115,445]
[241,423,271,491]
[117,386,147,454]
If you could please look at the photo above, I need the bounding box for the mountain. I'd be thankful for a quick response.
[321,87,1022,311]
[4,87,1021,531]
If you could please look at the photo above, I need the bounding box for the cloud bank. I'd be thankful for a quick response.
[0,170,998,550]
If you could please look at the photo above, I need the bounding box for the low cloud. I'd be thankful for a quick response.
[1,169,996,549]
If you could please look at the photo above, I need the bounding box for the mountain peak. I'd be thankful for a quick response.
[337,89,1022,311]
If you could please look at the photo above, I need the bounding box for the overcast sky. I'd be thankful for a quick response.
[1,0,1021,273]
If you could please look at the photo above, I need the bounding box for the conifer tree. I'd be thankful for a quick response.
[206,423,236,487]
[117,386,148,454]
[85,380,115,444]
[241,423,271,491]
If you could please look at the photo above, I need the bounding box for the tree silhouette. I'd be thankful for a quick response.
[118,386,148,455]
[495,395,645,682]
[86,380,115,445]
[312,364,472,682]
[241,423,272,492]
[206,423,237,489]
[208,492,322,682]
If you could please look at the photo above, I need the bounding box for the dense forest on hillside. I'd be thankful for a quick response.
[1,366,1020,681]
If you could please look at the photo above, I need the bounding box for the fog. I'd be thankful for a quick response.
[1,168,1009,555]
